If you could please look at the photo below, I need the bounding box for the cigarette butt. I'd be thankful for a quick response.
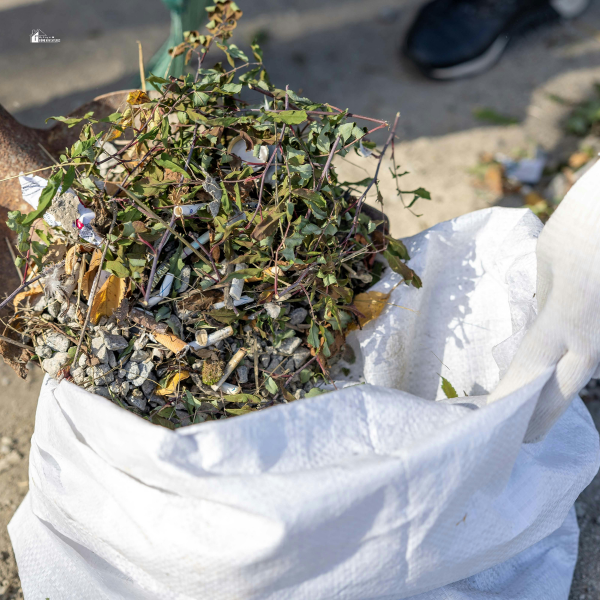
[212,347,247,390]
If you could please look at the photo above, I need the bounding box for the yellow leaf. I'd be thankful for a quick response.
[349,291,391,330]
[89,275,127,324]
[13,283,43,308]
[127,90,151,105]
[156,371,190,396]
[82,250,102,299]
[155,332,188,354]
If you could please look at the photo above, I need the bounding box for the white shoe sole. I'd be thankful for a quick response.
[429,35,509,80]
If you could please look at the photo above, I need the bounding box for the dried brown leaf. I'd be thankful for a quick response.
[89,275,127,324]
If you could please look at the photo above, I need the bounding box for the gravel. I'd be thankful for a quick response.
[126,389,147,412]
[236,365,249,384]
[40,331,70,353]
[34,345,53,359]
[100,332,129,351]
[86,364,115,386]
[276,336,301,356]
[292,347,311,370]
[130,361,153,387]
[41,352,70,378]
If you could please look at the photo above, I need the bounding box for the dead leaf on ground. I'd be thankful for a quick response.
[348,291,391,330]
[155,371,190,396]
[568,151,591,170]
[0,327,33,379]
[13,282,43,309]
[82,250,102,299]
[89,274,127,324]
[154,332,188,354]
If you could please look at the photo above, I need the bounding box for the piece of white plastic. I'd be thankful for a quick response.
[8,203,600,600]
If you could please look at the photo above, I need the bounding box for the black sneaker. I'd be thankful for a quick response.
[403,0,590,80]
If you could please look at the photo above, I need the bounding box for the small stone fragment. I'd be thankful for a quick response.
[41,352,70,378]
[130,349,149,363]
[264,302,281,319]
[127,389,147,412]
[236,365,249,384]
[289,307,308,326]
[124,361,140,380]
[35,345,53,360]
[78,353,90,368]
[133,333,149,351]
[89,385,111,399]
[100,332,129,351]
[41,331,71,353]
[71,366,86,385]
[292,347,312,370]
[277,336,301,356]
[260,354,270,367]
[87,364,115,386]
[294,389,306,400]
[108,351,117,369]
[131,361,153,386]
[268,355,283,371]
[91,336,109,364]
[141,378,157,398]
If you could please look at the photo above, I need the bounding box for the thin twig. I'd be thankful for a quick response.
[316,134,341,192]
[0,273,44,311]
[0,335,34,351]
[345,112,400,242]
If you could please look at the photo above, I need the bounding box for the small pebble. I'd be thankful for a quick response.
[294,389,306,400]
[292,347,312,370]
[100,332,129,351]
[71,367,86,385]
[131,361,153,386]
[88,385,111,399]
[130,349,150,363]
[141,379,157,398]
[127,389,147,412]
[276,336,301,356]
[78,353,89,368]
[86,363,115,386]
[236,365,249,384]
[260,354,270,367]
[35,345,53,360]
[133,333,149,351]
[41,331,71,353]
[42,352,70,378]
[124,361,140,380]
[289,307,308,326]
[268,355,283,371]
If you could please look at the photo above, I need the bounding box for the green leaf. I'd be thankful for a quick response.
[234,183,242,211]
[61,166,76,191]
[265,376,278,395]
[385,236,410,260]
[22,171,61,225]
[221,83,242,94]
[441,377,458,399]
[193,91,210,107]
[224,393,261,404]
[155,153,190,178]
[105,259,130,278]
[45,112,94,127]
[307,322,319,348]
[266,110,307,125]
[224,268,262,282]
[210,308,239,324]
[228,44,248,62]
[305,387,324,398]
[300,369,312,384]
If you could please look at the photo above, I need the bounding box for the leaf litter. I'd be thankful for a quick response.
[0,1,428,428]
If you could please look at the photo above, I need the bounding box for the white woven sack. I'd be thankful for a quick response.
[9,191,600,598]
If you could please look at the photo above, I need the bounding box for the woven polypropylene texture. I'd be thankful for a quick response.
[9,204,600,599]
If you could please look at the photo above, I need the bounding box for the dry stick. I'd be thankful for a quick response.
[137,41,146,93]
[315,134,341,193]
[0,273,44,311]
[344,112,400,243]
[73,205,118,367]
[0,335,34,351]
[0,163,92,184]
